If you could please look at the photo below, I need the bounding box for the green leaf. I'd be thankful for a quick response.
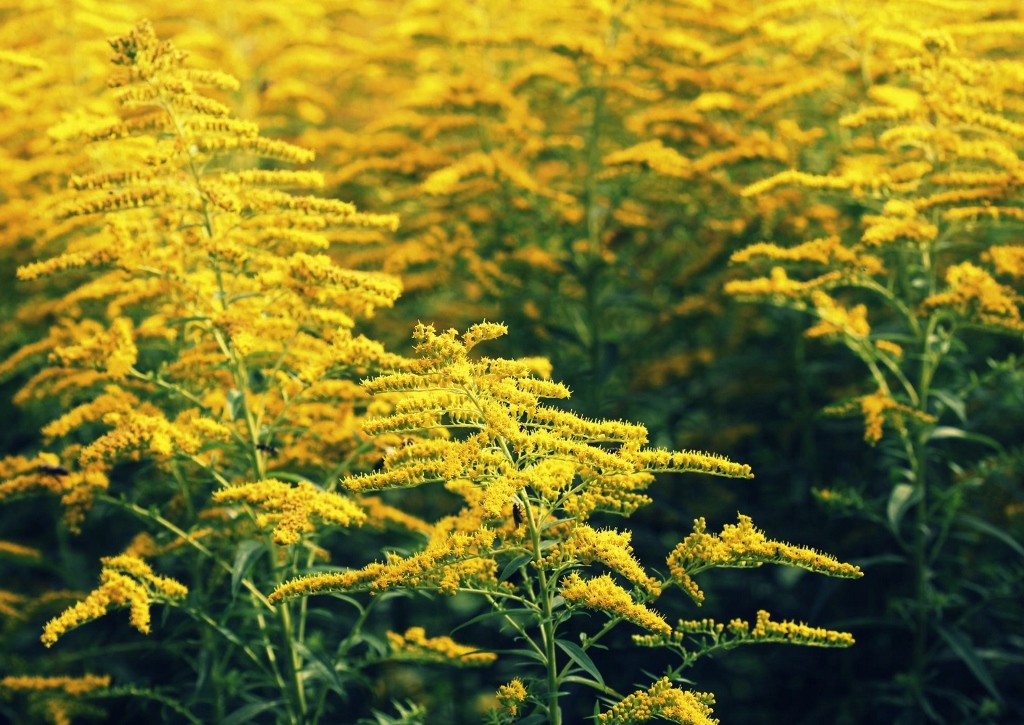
[231,540,265,598]
[927,426,1004,453]
[517,715,547,725]
[499,554,533,582]
[294,641,344,693]
[563,674,612,693]
[935,623,1003,703]
[928,389,966,424]
[501,647,545,664]
[956,514,1024,559]
[886,483,921,530]
[220,701,283,725]
[226,389,245,421]
[450,607,535,636]
[555,640,604,686]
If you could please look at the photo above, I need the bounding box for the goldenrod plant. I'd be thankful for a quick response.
[0,21,870,724]
[2,3,1022,724]
[0,21,407,723]
[269,321,863,724]
[316,0,821,422]
[729,21,1024,724]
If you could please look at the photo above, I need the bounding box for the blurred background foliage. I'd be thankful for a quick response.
[2,1,1022,723]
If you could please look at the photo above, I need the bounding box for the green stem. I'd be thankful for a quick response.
[101,496,273,609]
[909,314,940,709]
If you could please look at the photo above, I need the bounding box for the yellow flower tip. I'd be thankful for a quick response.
[668,514,862,586]
[213,480,367,545]
[560,572,671,635]
[0,674,111,695]
[497,678,527,715]
[39,556,185,647]
[269,566,388,604]
[387,627,497,667]
[598,677,718,725]
[462,321,509,350]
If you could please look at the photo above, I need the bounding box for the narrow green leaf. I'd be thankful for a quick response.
[927,426,1004,453]
[935,623,1003,703]
[563,674,612,693]
[226,389,245,421]
[955,514,1024,559]
[294,642,344,693]
[220,701,283,725]
[555,640,604,686]
[450,607,535,636]
[886,483,920,530]
[928,389,966,424]
[231,540,265,598]
[499,554,533,582]
[517,715,547,725]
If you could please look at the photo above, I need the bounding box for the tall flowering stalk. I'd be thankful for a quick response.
[271,322,863,724]
[0,21,411,723]
[729,26,1024,721]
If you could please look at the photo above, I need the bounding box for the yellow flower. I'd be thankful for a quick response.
[497,678,528,716]
[824,390,937,445]
[805,291,870,339]
[212,479,367,546]
[0,674,110,695]
[922,262,1024,331]
[386,626,497,667]
[667,515,862,604]
[560,572,670,635]
[564,525,662,595]
[41,555,186,647]
[598,677,717,725]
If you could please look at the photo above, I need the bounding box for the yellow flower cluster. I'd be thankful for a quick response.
[49,317,138,380]
[724,266,843,303]
[598,677,718,725]
[496,678,528,716]
[922,262,1024,332]
[211,479,367,546]
[805,291,871,340]
[386,626,497,667]
[667,515,863,604]
[560,572,670,635]
[40,385,141,440]
[825,390,937,445]
[0,674,111,695]
[270,527,498,602]
[717,609,856,647]
[0,454,109,533]
[79,410,224,464]
[41,555,186,647]
[562,525,662,595]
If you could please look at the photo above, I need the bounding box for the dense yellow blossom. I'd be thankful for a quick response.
[212,479,367,545]
[0,674,111,695]
[386,626,497,667]
[805,291,871,339]
[562,525,662,595]
[825,391,937,445]
[560,572,671,635]
[718,609,855,647]
[41,555,186,647]
[667,515,862,604]
[598,677,717,725]
[635,610,855,651]
[496,678,528,716]
[922,262,1024,331]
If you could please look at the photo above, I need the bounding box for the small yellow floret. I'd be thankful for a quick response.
[386,627,497,667]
